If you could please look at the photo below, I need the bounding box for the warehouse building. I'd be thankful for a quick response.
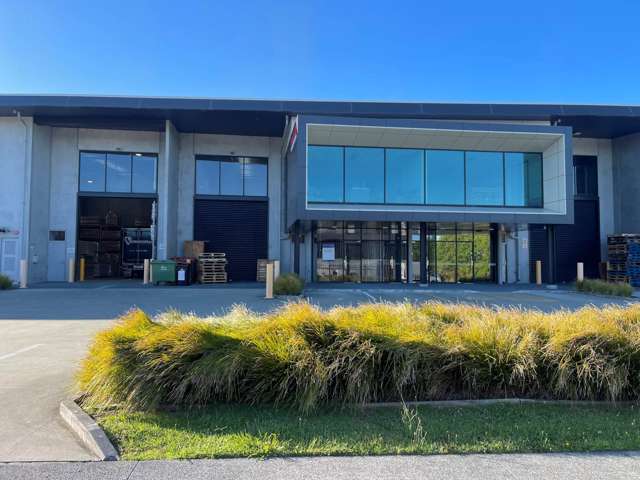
[0,95,639,285]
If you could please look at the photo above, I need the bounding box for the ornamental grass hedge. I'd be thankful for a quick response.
[77,302,640,412]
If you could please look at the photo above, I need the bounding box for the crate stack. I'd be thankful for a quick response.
[78,217,121,278]
[256,259,268,282]
[607,234,640,286]
[198,253,227,283]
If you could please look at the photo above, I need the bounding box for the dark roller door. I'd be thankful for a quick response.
[194,199,268,281]
[529,224,550,282]
[555,199,601,282]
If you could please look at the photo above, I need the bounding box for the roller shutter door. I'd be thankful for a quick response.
[194,199,268,281]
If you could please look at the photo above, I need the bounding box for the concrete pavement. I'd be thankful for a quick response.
[0,320,109,461]
[2,452,640,479]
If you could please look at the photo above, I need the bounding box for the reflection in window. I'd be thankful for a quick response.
[466,151,504,206]
[345,147,384,203]
[132,154,157,193]
[307,145,543,208]
[196,156,267,196]
[106,153,131,192]
[196,159,220,195]
[79,152,106,192]
[426,150,464,205]
[243,158,268,196]
[80,151,157,193]
[220,159,243,195]
[505,153,543,207]
[308,146,344,202]
[386,149,424,204]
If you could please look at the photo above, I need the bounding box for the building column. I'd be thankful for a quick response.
[157,120,179,260]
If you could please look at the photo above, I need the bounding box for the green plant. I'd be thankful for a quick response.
[576,278,633,297]
[273,273,304,295]
[0,274,13,290]
[77,302,640,413]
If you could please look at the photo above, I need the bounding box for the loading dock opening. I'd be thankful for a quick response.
[77,196,155,279]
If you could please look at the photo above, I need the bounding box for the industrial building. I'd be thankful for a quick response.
[1,95,638,285]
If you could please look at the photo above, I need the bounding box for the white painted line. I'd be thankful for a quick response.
[0,344,44,361]
[359,290,377,302]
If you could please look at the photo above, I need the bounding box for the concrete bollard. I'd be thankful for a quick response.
[68,258,75,283]
[577,262,584,282]
[265,262,274,299]
[535,260,542,285]
[143,259,150,284]
[273,260,280,281]
[19,259,28,289]
[79,257,85,282]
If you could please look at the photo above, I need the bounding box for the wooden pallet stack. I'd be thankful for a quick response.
[198,253,227,283]
[607,234,640,286]
[256,259,268,282]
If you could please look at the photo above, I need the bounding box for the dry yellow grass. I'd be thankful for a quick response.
[77,302,640,412]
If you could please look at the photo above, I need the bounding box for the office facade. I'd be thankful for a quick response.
[0,95,638,285]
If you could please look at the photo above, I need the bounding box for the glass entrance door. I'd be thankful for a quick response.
[344,241,362,282]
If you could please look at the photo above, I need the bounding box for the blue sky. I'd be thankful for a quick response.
[1,0,639,103]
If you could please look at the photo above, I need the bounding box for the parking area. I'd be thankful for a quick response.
[0,281,637,461]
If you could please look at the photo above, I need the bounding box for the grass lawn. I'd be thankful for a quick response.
[94,403,640,460]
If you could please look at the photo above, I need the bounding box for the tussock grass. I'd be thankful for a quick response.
[78,302,640,412]
[0,273,13,290]
[577,278,634,297]
[273,273,304,295]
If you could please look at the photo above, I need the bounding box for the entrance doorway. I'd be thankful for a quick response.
[314,221,496,283]
[76,196,154,279]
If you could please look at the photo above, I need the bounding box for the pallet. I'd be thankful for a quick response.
[200,274,228,284]
[257,259,268,282]
[199,252,226,259]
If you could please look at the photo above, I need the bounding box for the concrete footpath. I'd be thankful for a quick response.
[2,452,640,479]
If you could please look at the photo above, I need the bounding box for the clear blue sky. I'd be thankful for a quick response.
[1,0,639,104]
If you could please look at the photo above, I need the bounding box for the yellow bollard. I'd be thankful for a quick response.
[535,260,542,285]
[79,257,86,282]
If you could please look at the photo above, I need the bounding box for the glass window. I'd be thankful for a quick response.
[196,159,220,195]
[574,156,597,198]
[220,158,243,195]
[505,153,543,207]
[425,150,464,205]
[132,154,157,193]
[466,151,504,206]
[243,158,268,196]
[385,149,424,204]
[106,153,131,192]
[504,153,526,206]
[345,147,384,203]
[308,146,344,202]
[79,152,106,192]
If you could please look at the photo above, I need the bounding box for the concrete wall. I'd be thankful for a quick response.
[0,116,31,281]
[175,133,284,262]
[574,137,615,259]
[612,133,640,234]
[48,127,162,278]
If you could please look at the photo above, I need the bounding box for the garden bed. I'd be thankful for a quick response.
[77,302,640,413]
